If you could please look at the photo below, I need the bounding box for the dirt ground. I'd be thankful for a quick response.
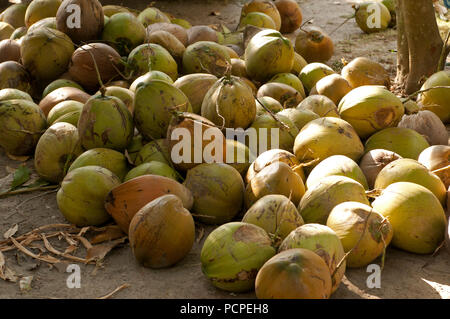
[0,0,449,299]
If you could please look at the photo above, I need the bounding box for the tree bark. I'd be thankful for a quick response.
[395,0,444,94]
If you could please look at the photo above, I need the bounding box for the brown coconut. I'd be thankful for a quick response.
[39,86,90,116]
[187,25,218,45]
[56,0,104,43]
[68,43,122,92]
[398,110,448,146]
[275,0,303,34]
[0,39,21,63]
[418,145,450,189]
[295,26,334,63]
[359,149,402,189]
[146,22,189,47]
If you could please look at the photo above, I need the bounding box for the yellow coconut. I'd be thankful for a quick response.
[341,57,390,88]
[327,202,393,268]
[293,117,364,170]
[279,223,345,294]
[418,70,450,123]
[312,74,352,105]
[246,149,305,184]
[299,62,335,93]
[372,182,447,254]
[245,162,305,209]
[242,194,304,243]
[338,85,404,139]
[307,155,369,190]
[374,158,447,205]
[364,127,430,160]
[299,175,369,225]
[296,95,339,118]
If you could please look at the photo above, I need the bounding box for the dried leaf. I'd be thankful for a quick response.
[3,224,18,239]
[6,153,30,162]
[86,237,127,263]
[41,234,89,264]
[19,276,33,292]
[63,245,78,255]
[10,165,31,190]
[196,226,205,244]
[97,283,130,299]
[5,166,16,174]
[0,251,18,282]
[74,236,93,250]
[10,237,60,264]
[91,226,125,244]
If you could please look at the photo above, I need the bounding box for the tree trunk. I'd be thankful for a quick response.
[395,0,443,94]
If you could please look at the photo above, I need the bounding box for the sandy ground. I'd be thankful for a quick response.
[0,0,449,299]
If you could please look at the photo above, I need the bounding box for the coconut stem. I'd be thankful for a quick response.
[402,85,450,102]
[329,14,355,36]
[431,164,450,174]
[255,97,290,131]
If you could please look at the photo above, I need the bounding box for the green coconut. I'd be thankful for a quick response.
[225,139,254,176]
[299,175,370,225]
[171,18,192,29]
[293,117,364,170]
[42,79,83,98]
[245,162,306,209]
[296,95,339,118]
[173,73,218,114]
[0,61,32,93]
[47,100,83,125]
[10,27,27,40]
[133,80,192,140]
[24,0,62,28]
[374,158,447,205]
[255,96,284,116]
[77,95,134,151]
[418,70,450,123]
[291,52,308,75]
[242,194,304,243]
[307,155,369,189]
[26,17,57,33]
[372,182,447,254]
[184,163,245,224]
[250,113,299,152]
[98,86,134,113]
[68,148,129,181]
[20,27,74,83]
[279,223,346,294]
[137,7,170,27]
[200,222,276,292]
[0,99,47,156]
[125,135,145,164]
[0,88,33,102]
[129,70,174,92]
[124,161,179,182]
[299,63,335,93]
[101,12,146,56]
[338,86,404,139]
[201,75,256,129]
[245,29,294,82]
[2,4,27,29]
[102,5,130,17]
[238,11,277,31]
[269,72,305,95]
[127,43,178,81]
[57,166,121,226]
[53,110,81,126]
[354,1,391,34]
[182,41,231,77]
[327,202,393,268]
[277,108,320,131]
[364,127,430,160]
[34,122,83,183]
[134,139,171,166]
